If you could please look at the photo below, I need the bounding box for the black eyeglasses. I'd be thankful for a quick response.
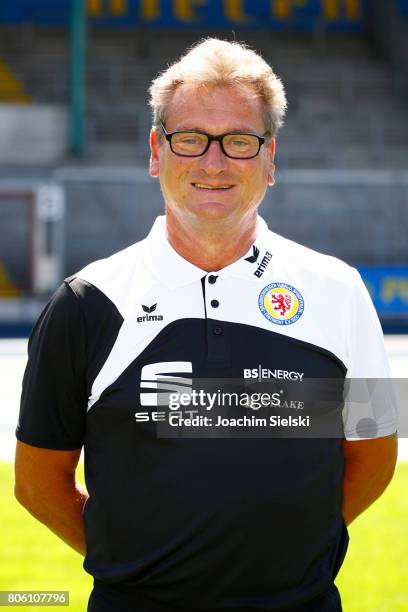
[160,122,267,159]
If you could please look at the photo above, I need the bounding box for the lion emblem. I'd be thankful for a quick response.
[270,293,292,316]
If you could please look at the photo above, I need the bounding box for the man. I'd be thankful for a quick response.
[15,39,397,611]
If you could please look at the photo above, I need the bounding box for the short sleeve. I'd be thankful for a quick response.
[342,269,398,440]
[16,282,87,450]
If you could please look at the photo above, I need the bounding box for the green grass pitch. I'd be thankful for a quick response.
[0,462,407,611]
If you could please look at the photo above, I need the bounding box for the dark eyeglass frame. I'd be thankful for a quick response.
[160,122,267,159]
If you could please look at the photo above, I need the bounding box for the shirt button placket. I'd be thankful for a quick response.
[205,274,228,365]
[207,274,220,313]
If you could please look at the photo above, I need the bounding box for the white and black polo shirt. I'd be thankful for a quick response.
[17,215,397,611]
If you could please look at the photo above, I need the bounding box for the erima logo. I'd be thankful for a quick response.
[140,361,193,406]
[142,303,157,313]
[138,303,163,322]
[244,366,304,381]
[254,251,272,278]
[244,245,259,263]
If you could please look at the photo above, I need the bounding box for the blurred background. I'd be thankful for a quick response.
[0,2,407,610]
[0,0,407,333]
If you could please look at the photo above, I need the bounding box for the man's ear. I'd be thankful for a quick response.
[267,138,276,186]
[149,127,160,178]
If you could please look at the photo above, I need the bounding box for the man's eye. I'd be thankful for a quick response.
[231,138,250,147]
[180,137,200,144]
[176,134,205,146]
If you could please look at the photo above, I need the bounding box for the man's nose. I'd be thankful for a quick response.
[199,139,227,174]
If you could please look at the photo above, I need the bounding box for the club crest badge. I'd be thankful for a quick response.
[258,283,304,325]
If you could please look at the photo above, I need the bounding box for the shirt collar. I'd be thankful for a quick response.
[143,214,273,289]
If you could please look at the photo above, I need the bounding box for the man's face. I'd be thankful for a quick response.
[150,83,275,225]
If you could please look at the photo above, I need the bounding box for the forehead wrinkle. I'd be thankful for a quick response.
[165,83,265,134]
[171,124,262,135]
[168,108,264,135]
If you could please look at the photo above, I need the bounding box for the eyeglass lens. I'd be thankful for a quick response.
[170,132,260,158]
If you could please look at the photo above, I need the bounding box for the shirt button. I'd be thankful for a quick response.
[213,325,223,335]
[208,275,217,284]
[211,299,219,308]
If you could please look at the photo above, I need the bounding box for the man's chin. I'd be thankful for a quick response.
[190,201,234,220]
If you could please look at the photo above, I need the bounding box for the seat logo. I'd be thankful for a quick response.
[258,283,304,325]
[140,361,193,406]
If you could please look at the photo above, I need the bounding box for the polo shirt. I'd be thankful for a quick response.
[16,214,397,611]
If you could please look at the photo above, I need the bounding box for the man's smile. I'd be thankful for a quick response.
[192,183,234,191]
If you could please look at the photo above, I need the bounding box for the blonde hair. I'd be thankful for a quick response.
[149,38,287,137]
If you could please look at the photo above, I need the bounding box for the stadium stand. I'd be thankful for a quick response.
[0,2,407,333]
[0,57,31,103]
[0,27,406,168]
